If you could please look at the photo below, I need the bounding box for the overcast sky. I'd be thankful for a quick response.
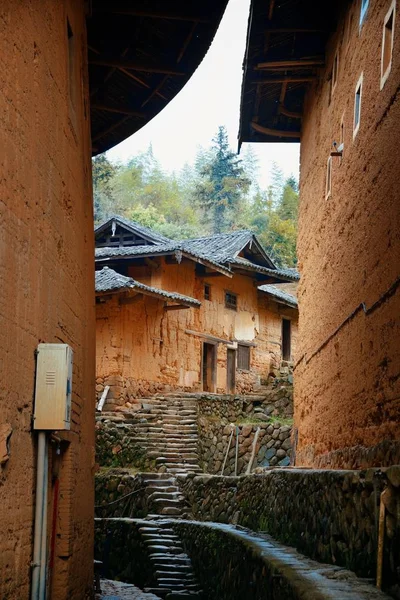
[106,0,300,188]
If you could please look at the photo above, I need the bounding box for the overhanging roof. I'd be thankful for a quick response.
[258,284,298,309]
[96,267,201,308]
[239,0,339,147]
[88,0,229,155]
[95,215,172,245]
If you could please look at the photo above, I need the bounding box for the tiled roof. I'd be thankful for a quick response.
[95,215,172,245]
[95,243,232,276]
[226,257,300,282]
[258,284,298,308]
[182,231,254,262]
[95,267,201,308]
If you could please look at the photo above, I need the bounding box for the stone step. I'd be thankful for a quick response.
[145,486,179,494]
[151,498,182,506]
[146,544,183,554]
[154,566,192,574]
[149,555,191,564]
[160,507,183,516]
[156,456,198,465]
[143,538,181,548]
[148,492,184,503]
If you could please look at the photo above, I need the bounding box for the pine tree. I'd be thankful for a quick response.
[194,126,250,233]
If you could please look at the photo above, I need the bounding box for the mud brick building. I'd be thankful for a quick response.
[95,216,299,407]
[240,0,400,468]
[0,1,227,598]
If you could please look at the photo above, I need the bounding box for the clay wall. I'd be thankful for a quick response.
[96,258,298,404]
[296,0,400,467]
[0,1,94,598]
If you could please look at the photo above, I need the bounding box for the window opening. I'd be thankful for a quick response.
[204,284,211,301]
[332,51,339,91]
[353,74,363,138]
[282,319,291,362]
[237,344,250,371]
[381,2,395,88]
[360,0,369,27]
[225,291,237,310]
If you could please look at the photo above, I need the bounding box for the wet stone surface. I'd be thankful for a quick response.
[97,579,161,599]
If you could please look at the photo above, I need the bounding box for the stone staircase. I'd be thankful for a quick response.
[140,521,202,599]
[97,395,202,517]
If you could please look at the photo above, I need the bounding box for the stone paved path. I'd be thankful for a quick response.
[97,579,161,600]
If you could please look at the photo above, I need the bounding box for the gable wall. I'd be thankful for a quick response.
[295,0,400,467]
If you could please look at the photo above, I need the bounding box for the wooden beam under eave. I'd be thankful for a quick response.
[145,257,160,270]
[279,105,302,119]
[251,121,301,139]
[252,75,317,84]
[263,26,327,33]
[199,271,228,278]
[93,6,211,23]
[90,58,185,76]
[256,59,325,69]
[164,304,191,311]
[91,103,147,118]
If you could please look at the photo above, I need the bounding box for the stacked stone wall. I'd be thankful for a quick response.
[197,384,293,474]
[178,467,400,598]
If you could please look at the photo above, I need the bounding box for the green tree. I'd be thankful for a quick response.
[194,126,250,233]
[92,154,119,222]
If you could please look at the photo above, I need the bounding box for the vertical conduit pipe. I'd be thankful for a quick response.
[234,426,239,476]
[31,431,47,600]
[39,437,48,599]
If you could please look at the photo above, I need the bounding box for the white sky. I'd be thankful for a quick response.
[106,0,300,189]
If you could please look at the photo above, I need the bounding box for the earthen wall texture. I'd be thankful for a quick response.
[96,259,298,404]
[296,0,400,467]
[0,1,95,598]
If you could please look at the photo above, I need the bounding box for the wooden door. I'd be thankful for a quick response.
[202,343,216,392]
[227,348,236,394]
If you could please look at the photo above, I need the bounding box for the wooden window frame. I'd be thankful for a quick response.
[381,1,396,89]
[225,291,238,311]
[204,284,211,301]
[353,73,363,139]
[325,155,332,199]
[237,344,250,371]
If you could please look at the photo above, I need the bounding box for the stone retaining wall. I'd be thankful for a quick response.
[95,419,155,471]
[177,467,400,599]
[95,470,149,519]
[197,385,293,474]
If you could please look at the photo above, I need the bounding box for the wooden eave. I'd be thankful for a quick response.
[238,0,341,146]
[88,0,229,155]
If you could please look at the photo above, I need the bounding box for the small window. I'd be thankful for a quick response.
[326,156,332,199]
[353,74,363,138]
[282,319,291,362]
[237,344,250,371]
[381,2,396,89]
[225,291,237,310]
[204,284,211,301]
[360,0,369,27]
[339,114,345,164]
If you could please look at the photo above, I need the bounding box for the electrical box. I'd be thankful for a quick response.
[34,343,73,431]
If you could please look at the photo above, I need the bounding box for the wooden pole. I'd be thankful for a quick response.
[376,489,387,589]
[246,427,261,475]
[221,427,234,476]
[97,386,110,411]
[234,426,239,476]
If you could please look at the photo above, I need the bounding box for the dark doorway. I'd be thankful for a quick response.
[282,318,292,361]
[202,342,216,392]
[227,348,236,394]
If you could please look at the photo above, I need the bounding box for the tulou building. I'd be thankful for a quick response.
[239,0,400,469]
[94,215,299,406]
[0,1,228,598]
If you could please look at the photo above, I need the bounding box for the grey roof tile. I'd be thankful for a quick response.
[95,267,201,307]
[258,284,298,308]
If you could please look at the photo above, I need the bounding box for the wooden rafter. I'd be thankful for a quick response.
[251,121,300,139]
[91,103,147,118]
[92,116,130,142]
[279,105,302,119]
[256,58,325,70]
[164,304,191,311]
[253,75,316,84]
[93,6,210,23]
[90,57,185,76]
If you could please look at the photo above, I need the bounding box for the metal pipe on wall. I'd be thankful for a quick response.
[31,432,48,600]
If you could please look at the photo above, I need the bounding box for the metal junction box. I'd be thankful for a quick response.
[34,343,73,430]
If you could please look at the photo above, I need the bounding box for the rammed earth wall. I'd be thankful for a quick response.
[177,467,400,599]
